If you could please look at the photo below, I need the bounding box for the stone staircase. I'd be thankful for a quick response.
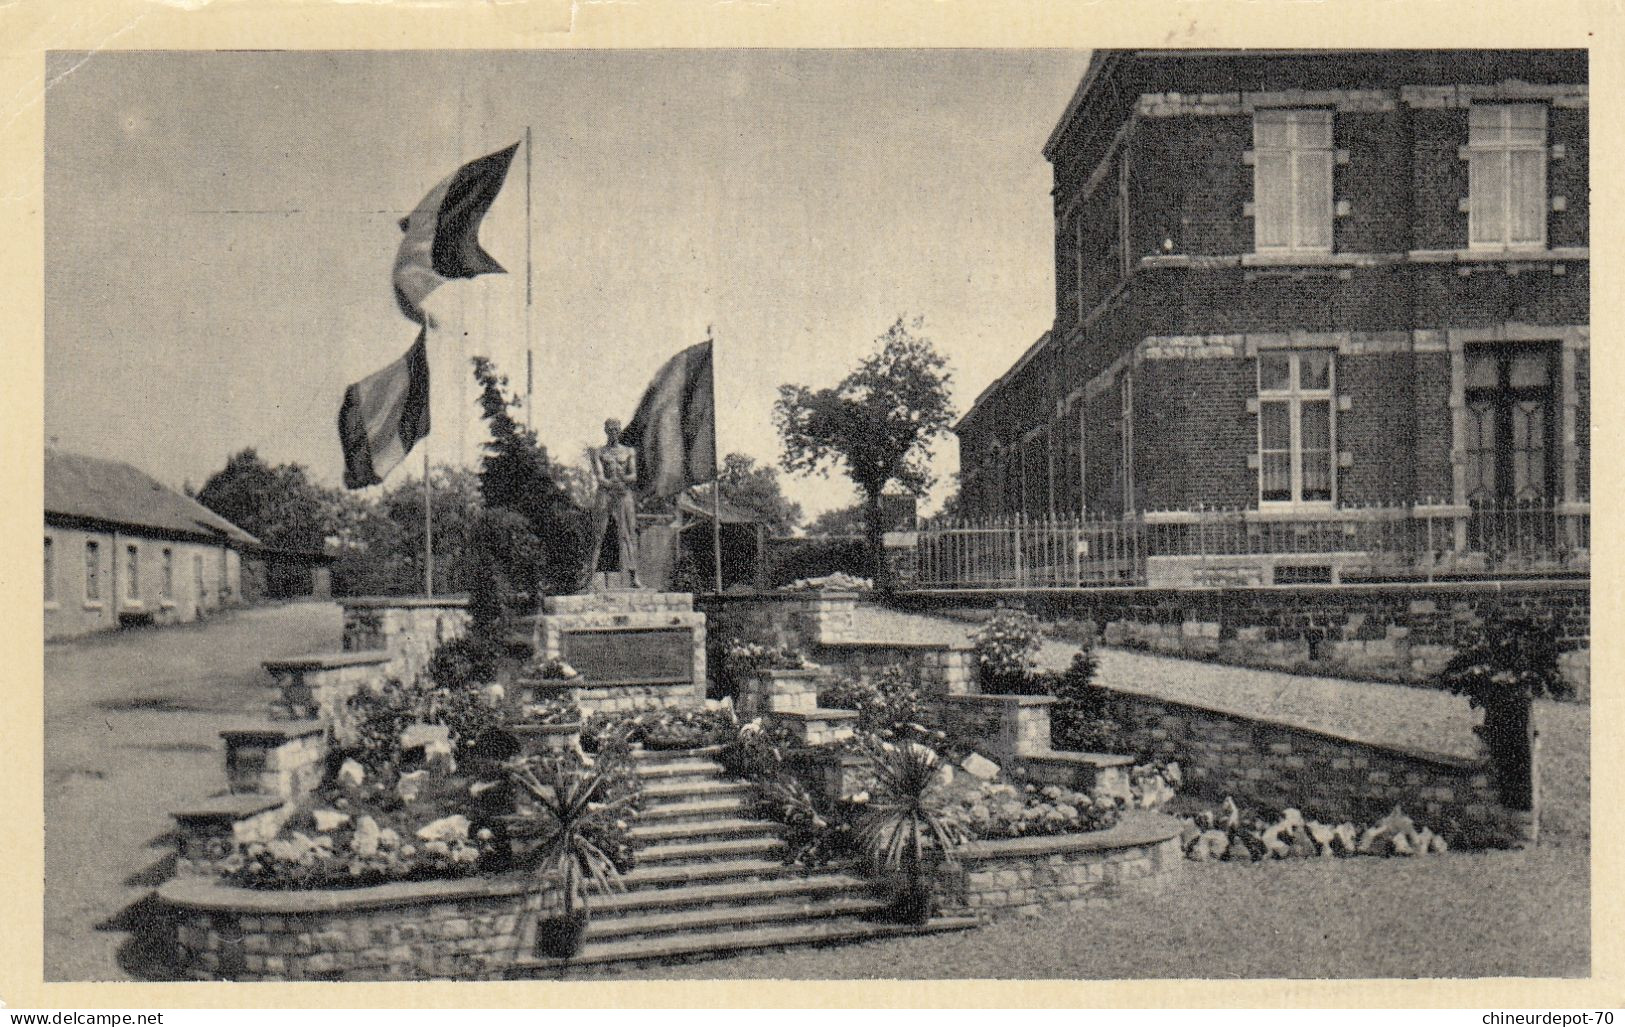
[507,747,976,976]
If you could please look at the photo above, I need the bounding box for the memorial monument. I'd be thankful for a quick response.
[527,410,708,714]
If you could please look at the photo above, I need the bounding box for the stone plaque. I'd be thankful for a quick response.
[562,628,693,685]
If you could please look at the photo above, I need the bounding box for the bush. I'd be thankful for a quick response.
[971,609,1046,693]
[768,537,869,587]
[580,706,737,754]
[949,782,1123,840]
[344,672,506,773]
[1048,644,1126,752]
[819,665,938,744]
[426,635,505,691]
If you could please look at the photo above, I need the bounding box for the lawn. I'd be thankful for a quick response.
[612,698,1588,980]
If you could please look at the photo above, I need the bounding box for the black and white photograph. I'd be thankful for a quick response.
[33,35,1595,995]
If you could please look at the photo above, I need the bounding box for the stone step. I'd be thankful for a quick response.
[507,915,980,976]
[634,758,728,781]
[629,817,779,845]
[634,795,751,823]
[639,779,753,806]
[629,745,725,762]
[619,857,790,890]
[593,872,871,918]
[636,835,785,866]
[587,896,889,944]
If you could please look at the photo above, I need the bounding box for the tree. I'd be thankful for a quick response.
[472,356,590,600]
[804,502,866,538]
[773,317,955,588]
[196,448,332,553]
[717,452,802,535]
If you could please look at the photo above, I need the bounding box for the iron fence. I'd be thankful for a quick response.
[909,500,1589,589]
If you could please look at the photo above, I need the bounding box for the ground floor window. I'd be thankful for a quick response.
[162,548,174,600]
[1463,343,1558,505]
[126,544,140,600]
[85,540,100,601]
[44,536,54,603]
[1257,349,1335,506]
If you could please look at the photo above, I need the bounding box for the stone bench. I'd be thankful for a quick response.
[220,720,328,800]
[1018,749,1135,796]
[771,707,859,746]
[170,793,291,861]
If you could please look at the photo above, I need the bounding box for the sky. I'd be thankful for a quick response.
[44,49,1090,520]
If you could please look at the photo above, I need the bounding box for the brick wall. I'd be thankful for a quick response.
[1338,351,1417,502]
[1093,688,1534,846]
[342,598,472,685]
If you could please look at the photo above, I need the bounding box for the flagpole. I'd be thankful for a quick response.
[424,444,434,598]
[524,125,535,432]
[709,329,723,594]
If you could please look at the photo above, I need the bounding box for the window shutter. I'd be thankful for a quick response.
[1507,148,1547,246]
[1254,149,1293,250]
[1468,149,1506,248]
[1294,148,1334,250]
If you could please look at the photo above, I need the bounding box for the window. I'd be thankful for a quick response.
[194,555,205,603]
[1467,104,1547,250]
[85,541,100,601]
[1252,108,1334,253]
[1464,345,1557,504]
[1258,351,1335,506]
[126,544,140,600]
[44,537,54,603]
[162,548,174,600]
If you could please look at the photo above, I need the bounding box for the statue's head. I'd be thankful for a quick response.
[604,418,623,444]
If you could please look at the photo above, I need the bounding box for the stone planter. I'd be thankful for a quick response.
[737,666,822,717]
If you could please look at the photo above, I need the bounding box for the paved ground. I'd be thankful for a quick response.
[45,601,342,982]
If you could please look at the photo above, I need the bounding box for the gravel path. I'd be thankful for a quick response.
[847,604,1483,760]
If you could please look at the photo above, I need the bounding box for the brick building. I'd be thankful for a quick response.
[45,449,259,640]
[955,50,1588,580]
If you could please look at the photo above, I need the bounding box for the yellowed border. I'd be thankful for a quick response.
[3,0,1618,1009]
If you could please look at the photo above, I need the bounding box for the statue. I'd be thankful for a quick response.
[584,418,640,588]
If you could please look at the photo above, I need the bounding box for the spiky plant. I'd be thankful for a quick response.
[504,755,639,920]
[853,740,966,918]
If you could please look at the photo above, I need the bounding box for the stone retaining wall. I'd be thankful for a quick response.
[893,579,1589,698]
[1096,687,1535,847]
[158,874,549,981]
[947,811,1184,916]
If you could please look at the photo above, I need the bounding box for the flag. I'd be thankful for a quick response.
[621,340,717,499]
[392,142,520,325]
[338,331,431,489]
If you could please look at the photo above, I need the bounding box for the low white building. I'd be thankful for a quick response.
[45,449,260,640]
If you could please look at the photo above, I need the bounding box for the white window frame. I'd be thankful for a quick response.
[84,540,101,602]
[161,547,174,602]
[1257,350,1337,510]
[1251,108,1335,255]
[44,536,55,606]
[125,543,141,602]
[1466,103,1548,251]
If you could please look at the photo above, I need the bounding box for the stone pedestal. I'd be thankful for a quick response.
[532,590,707,713]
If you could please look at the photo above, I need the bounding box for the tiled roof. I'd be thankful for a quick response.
[44,449,260,547]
